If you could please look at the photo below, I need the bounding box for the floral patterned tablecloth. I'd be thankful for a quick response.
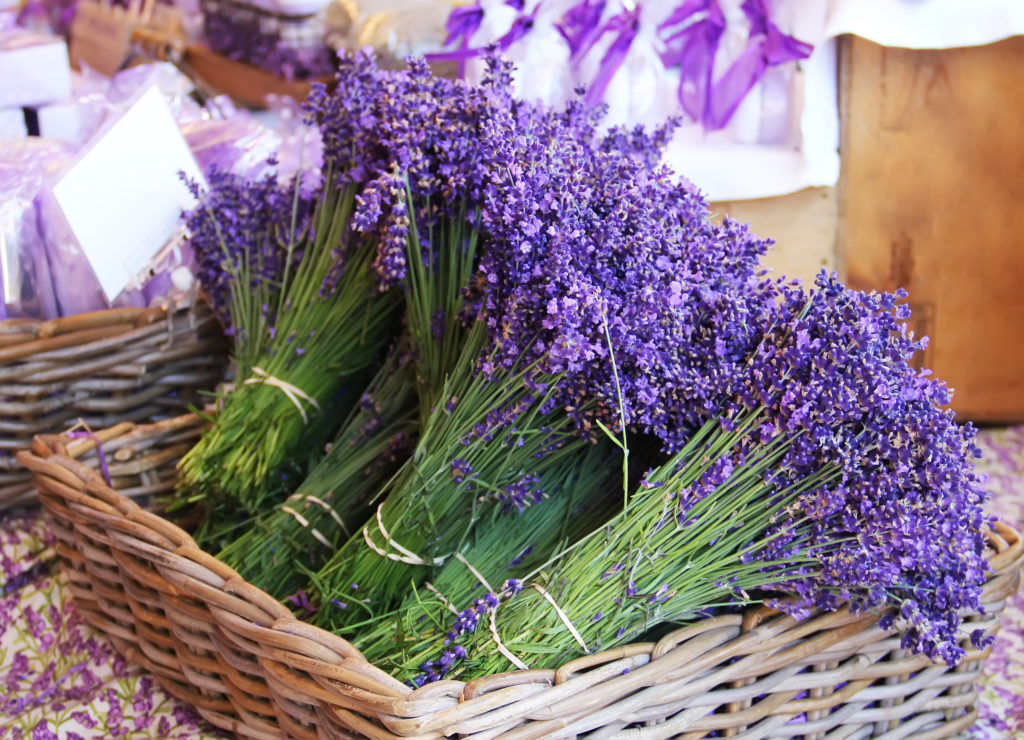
[972,426,1024,738]
[2,427,1023,739]
[0,514,217,739]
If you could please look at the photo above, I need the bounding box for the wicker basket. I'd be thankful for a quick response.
[18,414,1024,739]
[0,300,225,511]
[200,0,334,81]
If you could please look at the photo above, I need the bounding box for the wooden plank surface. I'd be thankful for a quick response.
[838,35,1024,422]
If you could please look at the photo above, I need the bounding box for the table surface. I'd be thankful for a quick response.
[2,427,1023,739]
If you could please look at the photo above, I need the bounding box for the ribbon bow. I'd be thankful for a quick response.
[428,0,541,77]
[659,0,726,127]
[441,2,486,77]
[660,0,812,130]
[556,0,641,108]
[556,0,607,61]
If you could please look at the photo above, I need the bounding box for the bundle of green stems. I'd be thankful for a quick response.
[387,412,837,683]
[179,183,401,512]
[309,323,602,631]
[351,442,620,671]
[216,354,419,598]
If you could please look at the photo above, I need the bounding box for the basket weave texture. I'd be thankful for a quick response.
[18,413,1024,740]
[0,301,225,510]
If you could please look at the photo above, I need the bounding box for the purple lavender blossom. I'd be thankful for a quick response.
[303,53,990,672]
[728,273,990,665]
[475,94,775,451]
[495,474,544,513]
[305,52,513,288]
[183,169,316,332]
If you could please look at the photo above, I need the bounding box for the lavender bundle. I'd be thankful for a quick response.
[307,58,775,630]
[179,169,401,510]
[191,52,991,686]
[350,441,621,676]
[304,52,502,415]
[378,414,827,683]
[215,351,419,599]
[309,330,601,630]
[396,274,990,682]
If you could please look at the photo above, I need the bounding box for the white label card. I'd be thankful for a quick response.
[51,84,205,303]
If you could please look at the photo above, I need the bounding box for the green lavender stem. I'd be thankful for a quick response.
[386,413,840,682]
[216,358,419,598]
[178,184,401,511]
[309,322,600,630]
[342,442,619,665]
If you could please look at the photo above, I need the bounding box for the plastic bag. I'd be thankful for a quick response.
[0,138,68,320]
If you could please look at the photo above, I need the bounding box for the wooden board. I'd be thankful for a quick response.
[838,35,1024,422]
[712,186,838,286]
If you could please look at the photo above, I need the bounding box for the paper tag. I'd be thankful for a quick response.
[50,84,205,303]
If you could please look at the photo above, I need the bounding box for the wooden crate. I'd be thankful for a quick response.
[838,35,1024,422]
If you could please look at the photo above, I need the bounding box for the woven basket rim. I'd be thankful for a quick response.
[0,301,225,512]
[19,415,1024,737]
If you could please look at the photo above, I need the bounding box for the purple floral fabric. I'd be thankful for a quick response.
[972,426,1024,738]
[2,425,1023,736]
[0,513,217,739]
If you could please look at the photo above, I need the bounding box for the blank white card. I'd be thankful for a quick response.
[51,84,205,303]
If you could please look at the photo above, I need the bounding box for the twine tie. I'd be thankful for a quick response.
[244,366,321,424]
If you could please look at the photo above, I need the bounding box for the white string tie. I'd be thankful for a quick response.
[362,505,447,566]
[244,366,321,424]
[489,608,529,671]
[533,584,589,653]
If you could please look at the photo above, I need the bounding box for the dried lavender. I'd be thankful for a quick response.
[216,352,418,599]
[307,54,778,632]
[401,275,991,681]
[306,52,508,413]
[184,169,309,373]
[351,441,620,679]
[383,412,831,682]
[309,321,600,631]
[292,53,990,676]
[179,172,402,511]
[475,94,776,452]
[731,274,990,665]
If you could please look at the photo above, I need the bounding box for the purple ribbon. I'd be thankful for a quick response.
[496,6,540,50]
[660,0,811,130]
[561,3,641,108]
[659,0,725,126]
[585,6,642,107]
[705,0,812,129]
[440,3,485,77]
[555,0,607,61]
[67,430,112,487]
[428,0,540,76]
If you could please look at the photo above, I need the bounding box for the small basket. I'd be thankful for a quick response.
[200,0,334,81]
[0,301,225,511]
[19,414,1024,739]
